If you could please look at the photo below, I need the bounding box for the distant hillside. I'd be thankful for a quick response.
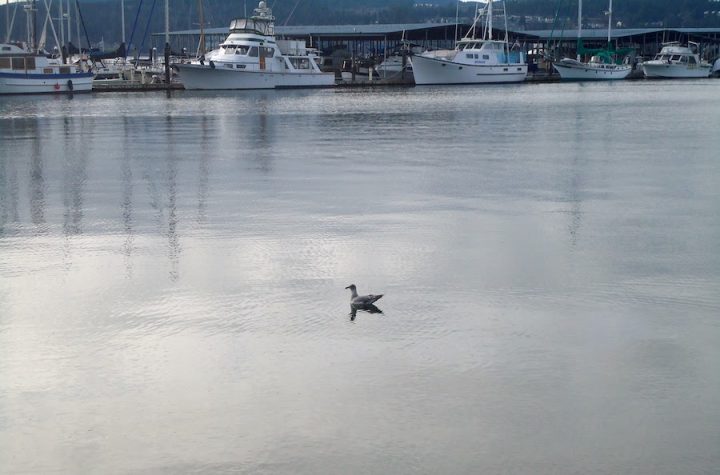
[2,0,719,49]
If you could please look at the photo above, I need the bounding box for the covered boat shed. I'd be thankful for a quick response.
[155,24,720,63]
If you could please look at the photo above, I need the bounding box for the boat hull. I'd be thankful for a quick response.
[176,64,335,90]
[0,72,93,94]
[642,62,712,78]
[553,62,631,80]
[410,55,527,85]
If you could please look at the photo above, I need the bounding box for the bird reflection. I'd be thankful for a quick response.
[349,303,384,322]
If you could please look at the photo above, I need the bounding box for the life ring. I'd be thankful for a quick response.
[67,80,74,91]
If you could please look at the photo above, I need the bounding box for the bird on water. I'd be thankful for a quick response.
[345,284,383,306]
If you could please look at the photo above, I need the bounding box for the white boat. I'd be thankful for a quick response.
[0,43,93,94]
[174,1,334,90]
[642,42,713,79]
[553,0,631,80]
[554,56,631,80]
[410,1,527,85]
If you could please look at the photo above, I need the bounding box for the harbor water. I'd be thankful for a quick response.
[1,81,719,474]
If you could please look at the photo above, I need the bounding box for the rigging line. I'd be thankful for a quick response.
[137,0,157,61]
[74,0,91,50]
[283,0,301,26]
[127,0,145,57]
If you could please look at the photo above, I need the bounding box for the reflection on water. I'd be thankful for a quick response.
[1,82,720,474]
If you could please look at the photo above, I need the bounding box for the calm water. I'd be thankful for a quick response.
[1,81,719,474]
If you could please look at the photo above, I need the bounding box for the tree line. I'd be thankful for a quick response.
[2,0,718,49]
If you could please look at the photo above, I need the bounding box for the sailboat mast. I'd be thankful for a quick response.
[121,0,125,43]
[607,0,612,49]
[164,0,169,44]
[577,0,582,61]
[197,0,205,56]
[58,0,64,49]
[488,0,493,40]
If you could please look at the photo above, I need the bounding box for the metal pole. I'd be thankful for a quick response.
[607,0,612,49]
[121,0,125,43]
[5,0,8,42]
[164,0,169,44]
[58,0,64,49]
[577,0,582,61]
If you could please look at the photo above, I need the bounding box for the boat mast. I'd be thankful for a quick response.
[488,0,492,40]
[121,0,125,44]
[453,0,459,47]
[164,0,169,44]
[576,0,582,61]
[58,0,64,51]
[197,0,205,57]
[606,0,612,50]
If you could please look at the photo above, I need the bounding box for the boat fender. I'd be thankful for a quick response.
[67,80,74,91]
[210,60,215,69]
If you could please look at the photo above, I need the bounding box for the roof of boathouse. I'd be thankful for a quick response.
[162,22,466,38]
[159,24,720,41]
[520,27,720,40]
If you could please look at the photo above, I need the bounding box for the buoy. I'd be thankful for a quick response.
[54,82,60,91]
[67,80,73,91]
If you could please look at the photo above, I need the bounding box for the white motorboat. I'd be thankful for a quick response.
[174,1,334,90]
[0,43,93,94]
[410,1,527,85]
[553,0,631,80]
[642,42,713,79]
[553,56,631,80]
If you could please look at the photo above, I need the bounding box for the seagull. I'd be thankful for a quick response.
[345,284,383,306]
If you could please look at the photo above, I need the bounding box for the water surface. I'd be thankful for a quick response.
[1,81,720,474]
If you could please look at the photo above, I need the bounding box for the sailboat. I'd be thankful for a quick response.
[410,0,527,85]
[1,0,93,94]
[553,0,631,80]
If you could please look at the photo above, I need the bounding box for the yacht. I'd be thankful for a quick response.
[642,42,712,79]
[174,1,335,90]
[0,43,93,94]
[410,1,527,85]
[553,0,631,80]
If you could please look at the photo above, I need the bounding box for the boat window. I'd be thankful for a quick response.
[671,55,681,61]
[1,46,11,51]
[248,47,259,57]
[680,56,688,63]
[224,46,236,55]
[466,53,474,59]
[59,66,70,74]
[483,54,490,60]
[225,64,233,69]
[458,43,466,50]
[261,47,274,58]
[290,57,310,69]
[11,57,24,70]
[0,57,10,68]
[236,64,246,69]
[235,46,249,55]
[43,68,53,74]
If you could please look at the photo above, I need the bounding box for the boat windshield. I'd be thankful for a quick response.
[229,18,274,36]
